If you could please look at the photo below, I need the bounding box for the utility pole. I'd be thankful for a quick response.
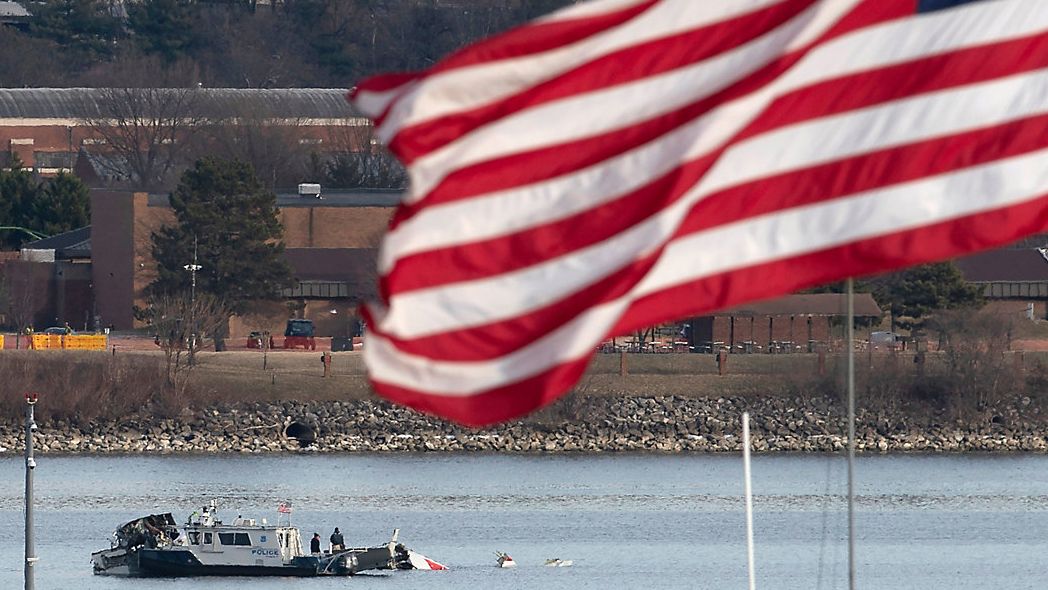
[183,235,202,364]
[24,393,38,590]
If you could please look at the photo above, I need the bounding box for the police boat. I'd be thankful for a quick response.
[91,500,446,577]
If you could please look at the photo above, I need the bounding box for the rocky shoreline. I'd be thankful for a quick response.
[1,395,1046,455]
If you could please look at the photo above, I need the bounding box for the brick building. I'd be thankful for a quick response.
[687,293,882,353]
[0,87,369,177]
[90,188,397,334]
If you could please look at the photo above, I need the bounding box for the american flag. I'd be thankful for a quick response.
[350,0,1048,426]
[277,501,292,514]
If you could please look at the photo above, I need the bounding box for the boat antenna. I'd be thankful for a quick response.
[846,278,857,590]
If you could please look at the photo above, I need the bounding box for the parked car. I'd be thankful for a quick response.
[43,326,73,335]
[283,319,316,350]
[246,331,274,349]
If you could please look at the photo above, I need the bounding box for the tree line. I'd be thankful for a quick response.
[0,0,579,89]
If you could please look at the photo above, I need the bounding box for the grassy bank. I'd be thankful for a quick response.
[1,348,1046,425]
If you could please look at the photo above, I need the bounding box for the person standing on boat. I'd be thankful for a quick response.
[330,528,345,551]
[310,533,322,555]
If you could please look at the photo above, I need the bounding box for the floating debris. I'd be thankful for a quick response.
[544,558,573,567]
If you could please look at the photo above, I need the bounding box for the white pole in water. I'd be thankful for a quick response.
[742,412,756,590]
[846,278,857,590]
[24,393,38,590]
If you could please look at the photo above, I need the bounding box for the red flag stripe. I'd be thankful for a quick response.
[368,146,1048,373]
[373,127,1048,363]
[397,0,893,207]
[375,70,1048,337]
[383,109,1048,305]
[384,0,1015,226]
[388,0,819,163]
[368,193,1048,427]
[351,0,659,118]
[350,0,1048,425]
[371,0,840,139]
[379,38,1048,294]
[388,0,917,168]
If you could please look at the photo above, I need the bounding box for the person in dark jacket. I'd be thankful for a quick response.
[330,527,345,551]
[310,533,321,554]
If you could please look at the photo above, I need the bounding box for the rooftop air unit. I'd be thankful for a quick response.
[298,183,322,199]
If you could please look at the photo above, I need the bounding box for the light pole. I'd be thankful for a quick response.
[183,236,202,363]
[24,392,38,590]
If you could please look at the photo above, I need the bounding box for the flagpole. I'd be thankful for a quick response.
[846,278,856,590]
[742,412,756,590]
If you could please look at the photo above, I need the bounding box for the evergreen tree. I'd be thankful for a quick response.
[0,164,91,249]
[149,158,293,316]
[869,262,983,331]
[29,0,122,66]
[127,0,201,63]
[0,159,37,249]
[33,172,91,237]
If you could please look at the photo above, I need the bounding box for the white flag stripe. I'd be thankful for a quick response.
[380,130,1048,341]
[365,296,629,396]
[639,147,1048,297]
[381,64,1048,329]
[383,0,1047,263]
[352,82,418,124]
[404,1,855,201]
[376,0,799,142]
[359,0,1042,138]
[369,148,1048,393]
[703,67,1048,197]
[380,59,1048,273]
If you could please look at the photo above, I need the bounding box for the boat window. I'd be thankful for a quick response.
[188,532,200,545]
[234,533,251,546]
[203,532,213,545]
[277,533,284,547]
[218,533,235,545]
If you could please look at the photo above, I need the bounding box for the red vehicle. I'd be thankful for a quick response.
[246,331,275,349]
[282,319,316,350]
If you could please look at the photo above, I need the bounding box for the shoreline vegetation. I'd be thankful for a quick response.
[1,348,1048,455]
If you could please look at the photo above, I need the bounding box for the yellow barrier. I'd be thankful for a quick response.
[29,334,108,351]
[31,334,61,349]
[64,335,108,350]
[0,334,4,349]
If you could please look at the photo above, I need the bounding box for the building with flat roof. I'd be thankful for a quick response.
[90,188,397,333]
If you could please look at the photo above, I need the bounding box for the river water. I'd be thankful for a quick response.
[0,453,1046,589]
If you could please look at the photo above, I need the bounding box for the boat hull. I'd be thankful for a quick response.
[129,549,320,577]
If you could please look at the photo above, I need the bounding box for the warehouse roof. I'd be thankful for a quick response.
[0,88,363,120]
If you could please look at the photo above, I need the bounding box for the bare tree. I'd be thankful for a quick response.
[139,292,228,395]
[204,99,311,188]
[81,87,207,191]
[322,125,407,189]
[1,262,43,348]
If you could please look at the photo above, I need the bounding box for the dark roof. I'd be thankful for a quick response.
[0,88,362,120]
[23,226,91,259]
[284,248,377,298]
[275,189,402,207]
[146,189,401,208]
[718,293,881,317]
[955,249,1048,283]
